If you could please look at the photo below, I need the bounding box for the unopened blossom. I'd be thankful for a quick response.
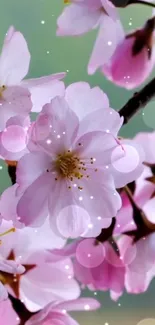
[57,0,124,75]
[0,220,79,311]
[47,238,125,301]
[102,17,155,89]
[0,26,65,123]
[26,297,100,325]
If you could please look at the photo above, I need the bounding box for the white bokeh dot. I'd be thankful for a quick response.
[76,238,105,268]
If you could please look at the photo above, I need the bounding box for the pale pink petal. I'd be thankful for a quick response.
[0,259,25,274]
[0,124,28,161]
[17,172,51,226]
[110,139,145,188]
[65,82,109,120]
[101,0,118,20]
[0,284,8,302]
[88,16,124,74]
[0,185,24,227]
[74,131,124,167]
[0,86,32,131]
[0,26,30,85]
[29,97,79,156]
[56,298,100,311]
[22,75,65,113]
[0,299,18,323]
[78,107,123,137]
[16,151,51,191]
[143,197,155,223]
[57,4,100,36]
[20,260,80,311]
[134,131,155,164]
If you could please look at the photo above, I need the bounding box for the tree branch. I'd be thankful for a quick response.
[119,77,155,124]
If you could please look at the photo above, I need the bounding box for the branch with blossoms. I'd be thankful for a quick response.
[1,0,155,324]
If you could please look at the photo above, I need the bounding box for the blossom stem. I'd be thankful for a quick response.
[119,76,155,124]
[128,0,155,8]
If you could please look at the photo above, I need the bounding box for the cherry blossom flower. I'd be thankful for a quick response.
[47,238,125,301]
[0,89,144,239]
[26,297,100,325]
[57,0,124,75]
[0,220,80,311]
[0,25,65,123]
[102,17,155,89]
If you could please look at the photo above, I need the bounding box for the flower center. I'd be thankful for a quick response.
[55,151,83,180]
[64,0,70,3]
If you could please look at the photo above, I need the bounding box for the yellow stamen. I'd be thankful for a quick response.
[64,0,70,3]
[0,85,6,98]
[0,228,16,237]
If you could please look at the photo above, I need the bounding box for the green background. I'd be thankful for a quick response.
[0,0,155,324]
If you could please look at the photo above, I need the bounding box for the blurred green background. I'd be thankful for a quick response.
[0,0,155,324]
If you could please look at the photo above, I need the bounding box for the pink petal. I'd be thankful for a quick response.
[88,15,124,74]
[74,131,124,167]
[22,75,65,113]
[29,97,79,156]
[0,299,18,323]
[101,0,118,20]
[56,298,100,311]
[0,26,30,85]
[0,185,24,227]
[78,107,123,137]
[56,205,91,239]
[57,4,100,36]
[0,284,8,302]
[17,172,51,226]
[0,86,32,131]
[110,139,145,188]
[0,259,25,274]
[16,151,51,191]
[65,82,109,120]
[21,259,80,311]
[134,131,155,164]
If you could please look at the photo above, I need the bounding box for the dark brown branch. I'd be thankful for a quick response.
[119,77,155,124]
[128,0,155,8]
[8,294,33,325]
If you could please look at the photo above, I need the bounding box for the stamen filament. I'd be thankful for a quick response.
[0,228,16,237]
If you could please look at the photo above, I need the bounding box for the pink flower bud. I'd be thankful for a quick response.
[102,17,155,89]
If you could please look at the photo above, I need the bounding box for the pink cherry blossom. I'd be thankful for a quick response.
[0,88,144,239]
[46,239,125,301]
[102,18,155,89]
[0,26,65,118]
[26,297,100,325]
[57,1,124,75]
[0,220,80,312]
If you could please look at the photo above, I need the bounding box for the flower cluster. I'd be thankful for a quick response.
[0,0,155,323]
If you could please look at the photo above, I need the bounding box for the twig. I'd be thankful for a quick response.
[119,77,155,124]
